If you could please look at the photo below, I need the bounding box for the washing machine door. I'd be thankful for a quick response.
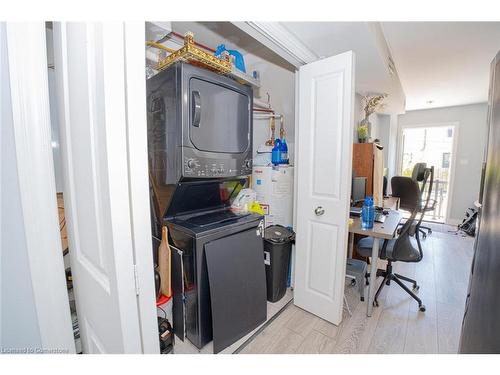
[204,227,267,353]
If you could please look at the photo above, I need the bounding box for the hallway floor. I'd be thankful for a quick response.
[240,226,474,354]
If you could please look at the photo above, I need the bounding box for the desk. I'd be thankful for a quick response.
[348,210,402,316]
[383,196,400,211]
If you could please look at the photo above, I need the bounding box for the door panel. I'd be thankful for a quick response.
[294,51,355,325]
[307,222,339,298]
[312,72,343,197]
[53,22,157,353]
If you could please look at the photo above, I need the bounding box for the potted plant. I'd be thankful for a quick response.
[357,123,369,143]
[358,93,387,143]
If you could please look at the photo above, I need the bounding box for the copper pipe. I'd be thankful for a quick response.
[254,114,283,119]
[265,117,276,146]
[253,108,275,113]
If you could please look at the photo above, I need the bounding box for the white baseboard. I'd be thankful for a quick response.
[446,218,462,226]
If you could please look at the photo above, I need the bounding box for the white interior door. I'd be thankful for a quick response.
[53,22,158,353]
[294,51,355,325]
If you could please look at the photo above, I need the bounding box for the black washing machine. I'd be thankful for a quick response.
[166,179,267,353]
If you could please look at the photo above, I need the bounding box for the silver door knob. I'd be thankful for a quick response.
[314,206,325,216]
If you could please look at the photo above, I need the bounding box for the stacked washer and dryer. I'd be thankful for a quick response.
[147,62,267,353]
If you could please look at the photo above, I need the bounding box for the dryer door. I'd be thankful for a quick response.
[188,77,250,154]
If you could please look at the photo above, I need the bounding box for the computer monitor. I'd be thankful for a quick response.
[352,176,367,203]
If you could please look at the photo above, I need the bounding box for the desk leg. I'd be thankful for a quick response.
[348,232,354,259]
[367,237,380,317]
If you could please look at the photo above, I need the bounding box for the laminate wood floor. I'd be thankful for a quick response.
[240,229,474,354]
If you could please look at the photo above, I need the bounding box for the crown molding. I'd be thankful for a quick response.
[233,22,318,68]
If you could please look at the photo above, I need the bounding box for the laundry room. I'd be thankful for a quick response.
[144,21,298,354]
[41,21,300,355]
[5,2,500,369]
[28,20,403,355]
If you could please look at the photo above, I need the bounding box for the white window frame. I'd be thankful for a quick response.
[395,121,460,224]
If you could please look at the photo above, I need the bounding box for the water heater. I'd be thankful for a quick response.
[252,166,294,228]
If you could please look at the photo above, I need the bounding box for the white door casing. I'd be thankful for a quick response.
[123,22,161,354]
[53,22,158,353]
[4,22,75,353]
[294,51,355,325]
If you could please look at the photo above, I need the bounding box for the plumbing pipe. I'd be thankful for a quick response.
[255,114,285,140]
[253,108,275,113]
[254,114,283,119]
[253,98,272,109]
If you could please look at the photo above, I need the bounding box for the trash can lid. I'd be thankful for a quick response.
[264,225,295,243]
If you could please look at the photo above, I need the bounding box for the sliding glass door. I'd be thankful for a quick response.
[400,124,456,223]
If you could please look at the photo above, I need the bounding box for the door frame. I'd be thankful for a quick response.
[52,21,158,353]
[4,22,75,352]
[6,21,158,353]
[122,22,160,353]
[395,121,460,224]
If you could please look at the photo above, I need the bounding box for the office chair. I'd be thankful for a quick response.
[412,163,436,237]
[392,163,435,238]
[357,170,433,312]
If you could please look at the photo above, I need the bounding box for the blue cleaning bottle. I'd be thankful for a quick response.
[214,44,246,73]
[272,139,282,166]
[280,136,289,164]
[361,196,375,229]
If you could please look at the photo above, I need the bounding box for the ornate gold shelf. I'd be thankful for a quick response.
[156,32,232,74]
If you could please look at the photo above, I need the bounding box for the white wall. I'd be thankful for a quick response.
[353,94,384,146]
[1,23,43,351]
[398,103,488,223]
[353,95,392,190]
[387,113,399,187]
[353,93,363,142]
[376,114,391,167]
[245,54,296,162]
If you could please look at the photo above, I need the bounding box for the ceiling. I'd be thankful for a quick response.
[171,22,295,70]
[382,22,500,110]
[170,22,500,112]
[169,22,406,112]
[281,22,405,112]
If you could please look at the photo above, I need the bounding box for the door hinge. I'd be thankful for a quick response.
[133,264,140,296]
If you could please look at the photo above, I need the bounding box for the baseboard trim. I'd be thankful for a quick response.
[446,218,462,226]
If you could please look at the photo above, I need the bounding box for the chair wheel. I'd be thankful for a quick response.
[373,300,379,307]
[419,305,426,312]
[350,279,357,286]
[413,284,420,292]
[428,229,432,234]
